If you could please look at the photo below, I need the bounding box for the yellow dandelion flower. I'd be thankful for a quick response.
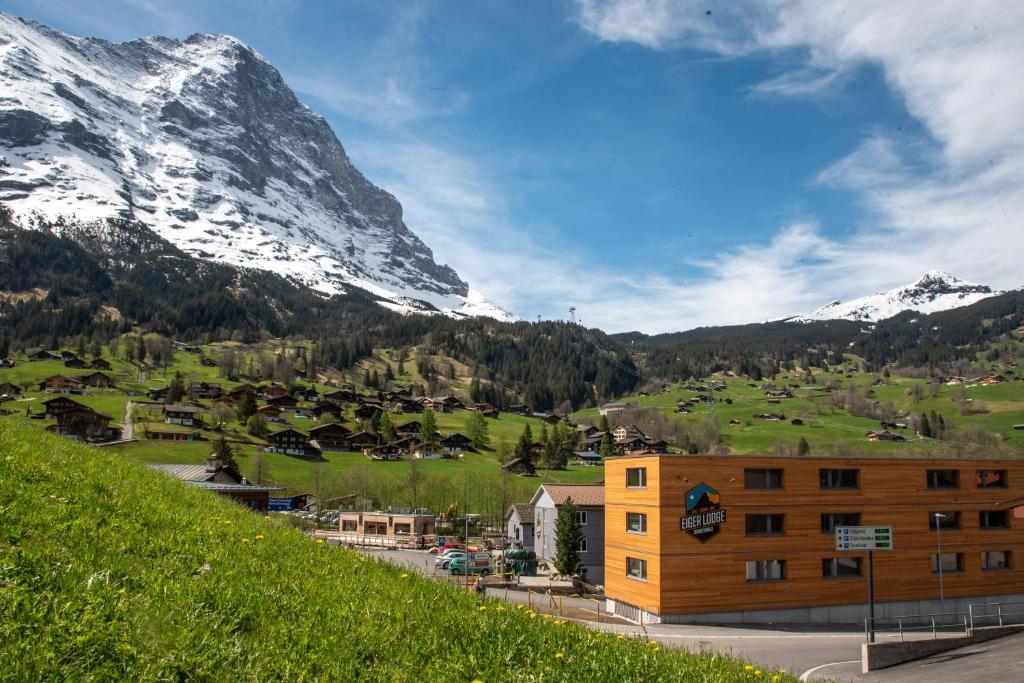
[478,605,487,612]
[254,534,264,540]
[554,652,563,660]
[543,613,552,620]
[223,520,232,525]
[400,573,409,580]
[754,672,762,677]
[315,539,324,544]
[515,604,525,610]
[744,665,754,672]
[472,680,484,683]
[616,635,625,640]
[772,677,780,683]
[529,612,537,620]
[496,605,506,612]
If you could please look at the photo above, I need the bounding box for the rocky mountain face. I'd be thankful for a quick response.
[783,271,1005,322]
[0,13,511,320]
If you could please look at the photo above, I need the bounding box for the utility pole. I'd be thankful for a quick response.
[464,472,470,592]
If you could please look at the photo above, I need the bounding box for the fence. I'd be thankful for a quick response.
[968,601,1024,629]
[864,611,969,642]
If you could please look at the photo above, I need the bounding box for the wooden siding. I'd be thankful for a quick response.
[605,454,1024,616]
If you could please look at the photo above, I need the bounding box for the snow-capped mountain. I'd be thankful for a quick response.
[782,271,1005,322]
[0,13,512,321]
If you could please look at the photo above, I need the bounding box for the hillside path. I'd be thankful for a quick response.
[122,399,133,441]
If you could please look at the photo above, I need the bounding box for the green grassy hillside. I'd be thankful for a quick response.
[0,419,790,682]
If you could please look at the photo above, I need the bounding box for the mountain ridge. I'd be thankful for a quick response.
[777,270,1008,323]
[0,12,512,321]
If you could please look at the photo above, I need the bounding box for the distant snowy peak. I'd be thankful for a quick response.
[0,13,513,322]
[783,271,1005,322]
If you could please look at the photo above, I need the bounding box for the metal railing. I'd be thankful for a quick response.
[864,611,969,642]
[969,601,1024,629]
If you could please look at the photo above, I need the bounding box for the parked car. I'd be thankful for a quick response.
[448,552,492,576]
[435,548,467,570]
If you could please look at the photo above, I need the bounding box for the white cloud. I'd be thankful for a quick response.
[572,0,1024,324]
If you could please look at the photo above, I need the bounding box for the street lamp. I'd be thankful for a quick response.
[933,512,947,612]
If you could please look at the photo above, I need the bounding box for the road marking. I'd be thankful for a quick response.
[798,660,859,681]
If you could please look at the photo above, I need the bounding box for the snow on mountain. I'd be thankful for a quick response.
[780,271,1004,323]
[0,13,513,321]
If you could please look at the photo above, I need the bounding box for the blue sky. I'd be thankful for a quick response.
[3,0,1021,333]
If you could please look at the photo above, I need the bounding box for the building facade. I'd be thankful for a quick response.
[604,453,1024,625]
[530,484,605,585]
[506,503,535,551]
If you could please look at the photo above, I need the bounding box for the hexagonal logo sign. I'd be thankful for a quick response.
[681,482,726,543]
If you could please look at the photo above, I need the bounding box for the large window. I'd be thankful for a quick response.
[626,467,647,488]
[744,468,784,489]
[977,469,1007,488]
[821,512,861,533]
[626,557,647,581]
[745,514,785,535]
[626,512,648,534]
[931,553,964,573]
[822,557,862,578]
[820,469,859,489]
[929,512,961,530]
[365,521,387,535]
[980,510,1010,529]
[341,519,357,532]
[746,560,786,582]
[926,469,959,489]
[982,551,1013,570]
[575,511,588,526]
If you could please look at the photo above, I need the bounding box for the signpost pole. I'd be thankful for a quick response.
[868,550,875,643]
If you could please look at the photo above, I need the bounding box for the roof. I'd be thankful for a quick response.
[508,503,535,522]
[540,484,604,507]
[191,481,283,492]
[148,464,214,482]
[163,404,206,413]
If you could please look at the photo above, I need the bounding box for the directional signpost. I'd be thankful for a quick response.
[836,526,894,643]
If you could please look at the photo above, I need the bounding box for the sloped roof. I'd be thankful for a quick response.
[148,463,213,482]
[541,484,604,507]
[508,503,534,522]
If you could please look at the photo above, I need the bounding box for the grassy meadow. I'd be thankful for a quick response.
[0,419,795,682]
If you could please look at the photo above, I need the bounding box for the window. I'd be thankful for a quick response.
[745,514,785,535]
[579,538,588,553]
[626,557,647,581]
[977,469,1007,488]
[626,467,647,488]
[365,521,387,535]
[823,557,863,578]
[980,510,1010,529]
[929,512,961,530]
[926,469,959,489]
[746,560,786,582]
[745,468,784,489]
[575,511,588,526]
[514,526,521,540]
[931,553,964,573]
[393,523,411,535]
[820,469,859,489]
[626,512,648,534]
[982,551,1013,570]
[341,519,357,532]
[820,512,861,533]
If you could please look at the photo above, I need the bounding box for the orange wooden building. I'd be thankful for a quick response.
[604,453,1024,625]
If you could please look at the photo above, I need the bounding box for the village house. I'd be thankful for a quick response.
[257,384,289,400]
[39,375,83,394]
[147,386,171,402]
[307,423,352,450]
[337,511,436,546]
[577,424,600,438]
[321,389,356,404]
[599,402,627,416]
[188,382,222,399]
[59,350,77,361]
[529,483,605,585]
[28,349,60,361]
[90,358,111,370]
[412,442,441,459]
[345,430,378,450]
[265,394,299,411]
[502,457,536,475]
[612,425,646,441]
[395,420,422,437]
[143,428,205,441]
[150,453,282,511]
[867,430,907,442]
[163,404,206,427]
[224,384,257,403]
[40,396,86,419]
[531,412,562,425]
[353,403,381,420]
[265,428,322,460]
[199,356,218,368]
[0,381,21,397]
[0,358,15,369]
[364,443,403,461]
[257,404,283,419]
[574,451,603,466]
[506,503,536,551]
[507,404,530,416]
[63,357,89,369]
[439,432,472,453]
[79,371,115,388]
[49,406,116,441]
[311,402,343,420]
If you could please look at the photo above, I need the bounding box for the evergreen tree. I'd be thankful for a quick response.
[379,410,396,443]
[166,371,185,404]
[467,410,490,450]
[553,497,584,577]
[363,368,371,389]
[798,437,810,456]
[599,432,615,459]
[136,336,147,364]
[370,409,383,439]
[236,392,257,422]
[598,415,610,433]
[919,412,932,438]
[514,424,534,461]
[420,408,440,444]
[385,363,395,383]
[213,436,240,477]
[371,369,380,389]
[246,413,266,437]
[542,436,559,470]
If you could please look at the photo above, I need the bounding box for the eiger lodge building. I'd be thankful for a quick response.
[604,454,1024,624]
